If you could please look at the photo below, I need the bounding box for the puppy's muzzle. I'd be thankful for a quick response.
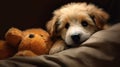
[71,34,81,44]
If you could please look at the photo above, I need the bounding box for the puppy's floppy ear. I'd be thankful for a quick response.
[46,16,59,37]
[88,5,109,29]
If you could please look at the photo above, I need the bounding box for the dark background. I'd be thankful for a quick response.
[0,0,120,39]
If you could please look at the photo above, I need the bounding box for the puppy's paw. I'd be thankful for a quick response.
[15,50,37,57]
[49,40,67,54]
[49,45,66,54]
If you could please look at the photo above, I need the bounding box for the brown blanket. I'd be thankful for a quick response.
[0,23,120,67]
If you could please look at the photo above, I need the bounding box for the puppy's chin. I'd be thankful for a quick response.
[66,43,81,48]
[66,40,86,48]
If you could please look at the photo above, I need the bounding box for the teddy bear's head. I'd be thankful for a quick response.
[5,28,53,56]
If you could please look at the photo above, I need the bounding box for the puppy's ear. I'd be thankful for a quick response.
[46,16,59,37]
[88,5,109,29]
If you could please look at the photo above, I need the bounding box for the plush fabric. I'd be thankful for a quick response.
[0,23,120,67]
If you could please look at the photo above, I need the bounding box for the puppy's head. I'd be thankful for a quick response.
[46,2,109,47]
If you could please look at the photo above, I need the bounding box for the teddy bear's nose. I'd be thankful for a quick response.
[29,34,35,38]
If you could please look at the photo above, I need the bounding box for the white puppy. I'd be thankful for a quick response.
[46,2,109,54]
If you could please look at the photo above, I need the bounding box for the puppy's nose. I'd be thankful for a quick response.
[71,34,80,44]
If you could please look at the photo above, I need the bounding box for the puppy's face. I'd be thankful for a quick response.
[47,3,109,47]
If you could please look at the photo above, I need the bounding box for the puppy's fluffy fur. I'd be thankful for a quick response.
[46,2,109,54]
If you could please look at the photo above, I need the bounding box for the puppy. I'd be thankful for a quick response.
[46,2,109,54]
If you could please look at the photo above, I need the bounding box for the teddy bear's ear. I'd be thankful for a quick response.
[5,27,23,47]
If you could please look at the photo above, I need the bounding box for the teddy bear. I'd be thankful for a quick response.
[0,27,53,59]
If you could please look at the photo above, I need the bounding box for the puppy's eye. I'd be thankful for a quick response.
[65,23,70,29]
[81,21,88,27]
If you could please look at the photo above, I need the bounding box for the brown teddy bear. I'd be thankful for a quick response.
[0,27,53,59]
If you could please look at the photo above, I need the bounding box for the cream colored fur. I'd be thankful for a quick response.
[46,2,109,54]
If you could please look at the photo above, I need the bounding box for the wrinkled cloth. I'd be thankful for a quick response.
[0,23,120,67]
